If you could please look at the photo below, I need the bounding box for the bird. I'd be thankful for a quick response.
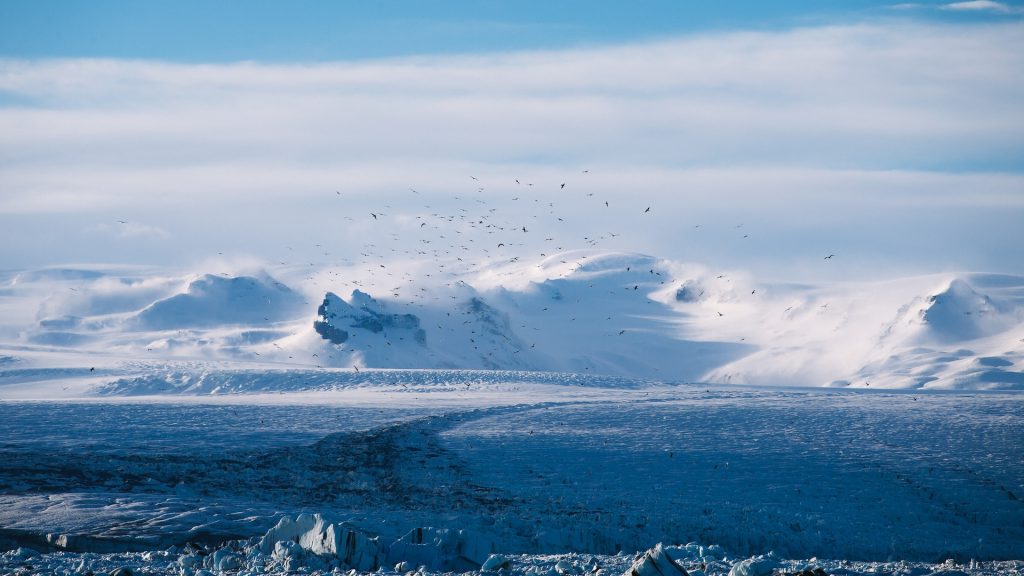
[89,367,95,372]
[644,207,650,213]
[560,183,566,189]
[824,254,834,260]
[371,213,378,220]
[618,330,626,335]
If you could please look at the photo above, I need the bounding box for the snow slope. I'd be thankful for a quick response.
[132,273,306,330]
[2,252,1023,389]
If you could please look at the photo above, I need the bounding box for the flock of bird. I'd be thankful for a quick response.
[105,171,839,371]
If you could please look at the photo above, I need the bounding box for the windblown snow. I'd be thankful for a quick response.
[3,251,1022,390]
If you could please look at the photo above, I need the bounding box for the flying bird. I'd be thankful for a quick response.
[371,213,378,219]
[644,207,650,213]
[824,254,835,260]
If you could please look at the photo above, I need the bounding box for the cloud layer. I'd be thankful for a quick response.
[1,21,1022,277]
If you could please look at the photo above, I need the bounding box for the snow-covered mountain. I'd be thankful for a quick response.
[132,273,306,330]
[3,251,1022,390]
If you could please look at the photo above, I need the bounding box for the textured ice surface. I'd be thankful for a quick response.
[1,378,1021,572]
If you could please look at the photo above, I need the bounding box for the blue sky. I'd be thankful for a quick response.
[1,0,1021,61]
[0,1,1022,278]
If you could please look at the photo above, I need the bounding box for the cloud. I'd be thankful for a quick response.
[1,22,1021,200]
[891,1,1024,13]
[0,21,1022,278]
[941,1,1023,13]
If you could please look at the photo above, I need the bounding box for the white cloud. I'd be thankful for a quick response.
[1,23,1021,195]
[0,21,1021,277]
[942,1,1023,13]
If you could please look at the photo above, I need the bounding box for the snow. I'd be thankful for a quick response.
[0,381,1021,571]
[258,514,385,571]
[0,254,1022,574]
[4,530,1024,576]
[132,273,306,330]
[2,252,1021,390]
[627,543,689,576]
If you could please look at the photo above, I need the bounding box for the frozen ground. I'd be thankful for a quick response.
[0,371,1022,575]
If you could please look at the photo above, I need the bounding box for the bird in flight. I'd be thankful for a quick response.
[824,254,835,260]
[644,207,650,213]
[560,183,566,189]
[371,213,378,220]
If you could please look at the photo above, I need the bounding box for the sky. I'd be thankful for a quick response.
[1,1,1023,281]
